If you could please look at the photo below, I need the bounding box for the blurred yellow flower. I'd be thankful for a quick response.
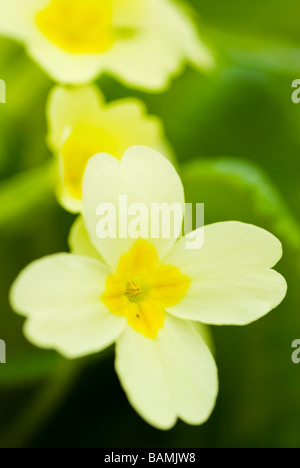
[10,147,287,429]
[47,85,174,212]
[0,0,214,90]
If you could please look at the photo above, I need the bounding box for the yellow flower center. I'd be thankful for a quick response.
[102,240,191,339]
[125,281,143,301]
[36,0,115,54]
[61,124,120,199]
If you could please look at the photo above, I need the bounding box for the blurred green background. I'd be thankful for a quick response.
[1,0,300,448]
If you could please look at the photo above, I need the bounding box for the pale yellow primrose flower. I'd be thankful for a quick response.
[10,147,287,429]
[47,85,174,212]
[0,0,213,90]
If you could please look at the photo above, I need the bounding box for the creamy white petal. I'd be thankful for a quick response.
[95,98,175,164]
[164,222,287,325]
[170,269,286,326]
[104,0,214,90]
[163,0,213,69]
[69,216,103,261]
[10,254,110,318]
[27,37,107,85]
[10,254,125,358]
[115,315,218,430]
[0,0,43,40]
[82,146,184,271]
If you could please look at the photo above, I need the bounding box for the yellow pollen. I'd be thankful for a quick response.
[102,240,191,339]
[125,281,142,300]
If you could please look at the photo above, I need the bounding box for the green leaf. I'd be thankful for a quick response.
[205,26,300,75]
[184,0,300,75]
[0,162,56,233]
[181,157,300,250]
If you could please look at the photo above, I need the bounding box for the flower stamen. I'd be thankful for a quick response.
[102,240,191,339]
[125,281,142,300]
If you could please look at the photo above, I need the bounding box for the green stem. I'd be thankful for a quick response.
[0,360,80,448]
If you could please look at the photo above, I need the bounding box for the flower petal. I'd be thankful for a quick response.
[10,254,125,358]
[165,222,287,325]
[95,98,175,164]
[115,315,218,430]
[0,0,42,40]
[47,85,104,150]
[82,146,184,271]
[104,0,214,90]
[28,39,108,84]
[69,216,102,261]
